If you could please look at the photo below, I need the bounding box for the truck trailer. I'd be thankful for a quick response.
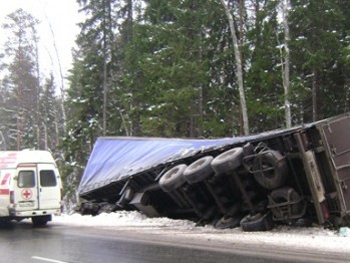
[77,113,350,231]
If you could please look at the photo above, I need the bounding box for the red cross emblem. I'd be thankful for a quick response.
[22,189,32,200]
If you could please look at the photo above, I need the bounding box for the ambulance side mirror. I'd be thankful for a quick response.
[13,176,18,180]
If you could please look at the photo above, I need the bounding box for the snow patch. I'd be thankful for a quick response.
[53,211,350,253]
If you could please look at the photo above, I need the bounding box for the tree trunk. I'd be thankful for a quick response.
[312,70,317,121]
[282,0,291,128]
[220,0,249,135]
[33,29,41,149]
[47,18,67,134]
[102,12,108,136]
[0,131,6,150]
[198,30,203,137]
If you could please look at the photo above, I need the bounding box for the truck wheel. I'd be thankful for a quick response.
[183,156,214,184]
[215,214,243,229]
[253,199,268,213]
[268,187,305,221]
[240,212,274,232]
[211,147,244,175]
[253,150,288,190]
[32,215,51,227]
[159,164,187,192]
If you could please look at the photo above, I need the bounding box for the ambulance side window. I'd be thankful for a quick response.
[40,170,57,187]
[18,171,35,188]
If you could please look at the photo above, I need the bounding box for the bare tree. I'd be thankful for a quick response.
[219,0,249,135]
[46,17,67,134]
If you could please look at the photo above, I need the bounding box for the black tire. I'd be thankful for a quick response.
[183,156,214,184]
[98,203,117,214]
[215,214,244,229]
[294,218,312,227]
[253,150,288,190]
[211,147,244,175]
[268,187,305,221]
[159,164,187,192]
[0,218,11,228]
[226,202,241,216]
[32,215,51,227]
[240,212,274,232]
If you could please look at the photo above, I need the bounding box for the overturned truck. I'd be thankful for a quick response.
[77,113,350,231]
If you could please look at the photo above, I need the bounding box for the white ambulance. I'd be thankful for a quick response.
[0,149,62,226]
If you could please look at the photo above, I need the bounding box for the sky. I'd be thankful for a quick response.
[0,0,82,93]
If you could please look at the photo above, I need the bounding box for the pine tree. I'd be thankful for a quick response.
[127,0,239,137]
[244,1,285,132]
[39,74,60,151]
[289,0,350,121]
[2,9,41,149]
[63,0,129,202]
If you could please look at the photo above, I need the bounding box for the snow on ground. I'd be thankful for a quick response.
[53,211,350,254]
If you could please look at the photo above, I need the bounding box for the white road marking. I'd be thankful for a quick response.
[31,256,68,263]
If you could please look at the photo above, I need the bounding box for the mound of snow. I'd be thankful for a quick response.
[53,211,350,253]
[55,211,196,229]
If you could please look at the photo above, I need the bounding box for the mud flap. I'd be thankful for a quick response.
[295,133,326,224]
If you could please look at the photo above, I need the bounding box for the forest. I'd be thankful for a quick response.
[0,0,350,206]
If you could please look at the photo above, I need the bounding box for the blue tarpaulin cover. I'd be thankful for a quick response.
[78,128,300,195]
[78,137,240,194]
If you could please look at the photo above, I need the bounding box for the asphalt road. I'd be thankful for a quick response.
[0,221,348,263]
